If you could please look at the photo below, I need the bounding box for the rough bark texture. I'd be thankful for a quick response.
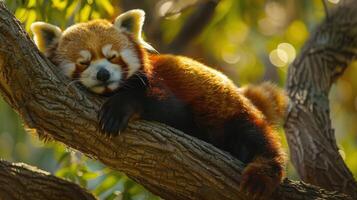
[0,1,354,200]
[0,160,96,200]
[284,0,357,198]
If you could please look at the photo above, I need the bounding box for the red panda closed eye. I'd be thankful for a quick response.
[31,9,287,199]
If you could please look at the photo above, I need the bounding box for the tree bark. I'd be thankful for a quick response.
[0,160,96,200]
[284,0,357,198]
[0,1,354,200]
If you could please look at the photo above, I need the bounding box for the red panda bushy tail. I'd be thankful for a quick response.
[240,82,288,125]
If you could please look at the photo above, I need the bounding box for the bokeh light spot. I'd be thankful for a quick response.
[278,43,296,63]
[269,49,286,67]
[222,52,241,64]
[159,1,174,17]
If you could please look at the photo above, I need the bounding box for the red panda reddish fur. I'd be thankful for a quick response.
[240,82,288,126]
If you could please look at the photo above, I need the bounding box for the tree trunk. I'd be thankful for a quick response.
[0,160,96,200]
[0,1,354,200]
[284,0,357,198]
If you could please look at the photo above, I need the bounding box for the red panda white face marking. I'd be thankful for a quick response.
[120,49,141,77]
[102,44,118,58]
[58,62,76,78]
[78,50,92,63]
[31,9,154,95]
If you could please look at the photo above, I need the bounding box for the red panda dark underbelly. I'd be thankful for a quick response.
[141,90,258,163]
[141,82,254,163]
[141,89,208,141]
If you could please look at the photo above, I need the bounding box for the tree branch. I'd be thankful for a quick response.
[0,2,353,200]
[0,160,96,200]
[166,1,218,53]
[285,0,357,198]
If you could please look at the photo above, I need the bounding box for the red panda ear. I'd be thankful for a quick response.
[114,9,145,40]
[30,22,62,54]
[114,9,157,53]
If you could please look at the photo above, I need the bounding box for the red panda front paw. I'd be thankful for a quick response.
[98,96,136,137]
[239,160,283,199]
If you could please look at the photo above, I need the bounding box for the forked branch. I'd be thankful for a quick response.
[285,0,357,197]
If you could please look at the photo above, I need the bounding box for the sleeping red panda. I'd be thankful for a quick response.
[31,9,287,199]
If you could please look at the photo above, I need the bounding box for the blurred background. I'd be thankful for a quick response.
[1,0,356,199]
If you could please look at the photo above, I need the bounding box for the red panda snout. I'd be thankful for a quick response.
[80,58,123,94]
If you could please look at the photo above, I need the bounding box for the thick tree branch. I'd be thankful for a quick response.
[0,160,96,200]
[0,2,353,200]
[285,0,357,198]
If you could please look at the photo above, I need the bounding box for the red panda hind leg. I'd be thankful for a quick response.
[224,115,286,199]
[240,156,285,198]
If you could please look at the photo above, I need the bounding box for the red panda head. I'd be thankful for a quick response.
[31,9,154,94]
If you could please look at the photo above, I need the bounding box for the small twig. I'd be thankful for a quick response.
[322,0,330,20]
[166,1,218,53]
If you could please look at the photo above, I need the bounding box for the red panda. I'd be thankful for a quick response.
[31,9,287,199]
